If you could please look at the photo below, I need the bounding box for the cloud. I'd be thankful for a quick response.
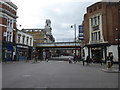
[11,0,100,42]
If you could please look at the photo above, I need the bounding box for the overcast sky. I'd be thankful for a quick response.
[10,0,100,42]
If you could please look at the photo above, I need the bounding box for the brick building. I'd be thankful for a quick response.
[83,2,120,63]
[0,0,18,61]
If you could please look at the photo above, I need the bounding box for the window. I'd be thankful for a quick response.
[98,31,101,40]
[10,19,12,27]
[22,36,25,44]
[91,18,93,26]
[7,19,13,28]
[98,16,100,25]
[18,35,21,43]
[91,33,94,41]
[26,37,29,45]
[7,32,9,41]
[90,14,102,42]
[92,32,97,41]
[95,32,97,40]
[30,38,32,46]
[94,17,97,25]
[9,32,12,42]
[7,19,9,26]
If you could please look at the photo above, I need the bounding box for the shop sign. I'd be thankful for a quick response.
[91,47,101,50]
[78,25,84,40]
[17,45,28,48]
[93,25,99,31]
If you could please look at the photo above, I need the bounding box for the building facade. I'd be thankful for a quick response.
[0,0,18,61]
[22,19,55,47]
[15,30,33,61]
[83,2,120,63]
[22,29,47,46]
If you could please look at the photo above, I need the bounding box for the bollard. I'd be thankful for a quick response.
[107,61,111,68]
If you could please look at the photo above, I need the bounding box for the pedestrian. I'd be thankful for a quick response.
[35,55,38,63]
[107,53,114,67]
[76,55,80,62]
[26,56,29,62]
[43,50,46,61]
[99,58,103,65]
[32,50,38,63]
[86,56,90,65]
[68,57,73,63]
[46,51,49,62]
[82,57,85,66]
[73,55,77,64]
[92,56,96,63]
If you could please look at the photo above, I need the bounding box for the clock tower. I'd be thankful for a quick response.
[44,19,52,35]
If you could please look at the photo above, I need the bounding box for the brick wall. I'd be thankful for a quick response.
[83,2,120,45]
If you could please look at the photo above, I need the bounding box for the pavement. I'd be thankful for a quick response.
[51,56,120,73]
[2,60,119,89]
[0,63,2,90]
[102,68,120,73]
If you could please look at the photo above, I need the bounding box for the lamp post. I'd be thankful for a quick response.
[116,28,120,71]
[71,24,77,60]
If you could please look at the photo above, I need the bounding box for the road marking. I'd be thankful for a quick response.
[23,75,31,77]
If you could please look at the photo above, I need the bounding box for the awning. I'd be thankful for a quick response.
[6,44,13,51]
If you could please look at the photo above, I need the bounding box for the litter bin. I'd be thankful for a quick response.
[107,60,111,68]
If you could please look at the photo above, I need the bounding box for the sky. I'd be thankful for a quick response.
[10,0,101,42]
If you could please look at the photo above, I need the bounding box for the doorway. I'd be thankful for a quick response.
[91,48,103,63]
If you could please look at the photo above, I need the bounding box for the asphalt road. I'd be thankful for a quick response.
[2,60,119,88]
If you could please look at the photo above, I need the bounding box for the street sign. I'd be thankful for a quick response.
[78,25,84,40]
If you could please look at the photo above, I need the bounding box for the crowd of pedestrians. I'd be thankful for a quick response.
[68,52,114,68]
[25,49,114,69]
[29,49,51,63]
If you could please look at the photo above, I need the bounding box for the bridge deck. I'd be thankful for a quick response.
[36,42,81,48]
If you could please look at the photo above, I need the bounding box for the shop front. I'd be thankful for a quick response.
[16,45,28,61]
[3,43,14,62]
[85,43,110,63]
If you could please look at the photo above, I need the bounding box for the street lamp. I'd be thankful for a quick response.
[116,28,120,71]
[71,24,77,60]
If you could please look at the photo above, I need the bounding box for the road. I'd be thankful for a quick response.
[2,60,119,88]
[51,55,73,60]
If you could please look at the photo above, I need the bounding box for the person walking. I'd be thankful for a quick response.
[73,55,77,64]
[86,56,90,65]
[82,57,85,66]
[46,51,49,62]
[26,56,29,62]
[43,50,46,61]
[32,50,38,63]
[107,53,114,67]
[35,52,38,63]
